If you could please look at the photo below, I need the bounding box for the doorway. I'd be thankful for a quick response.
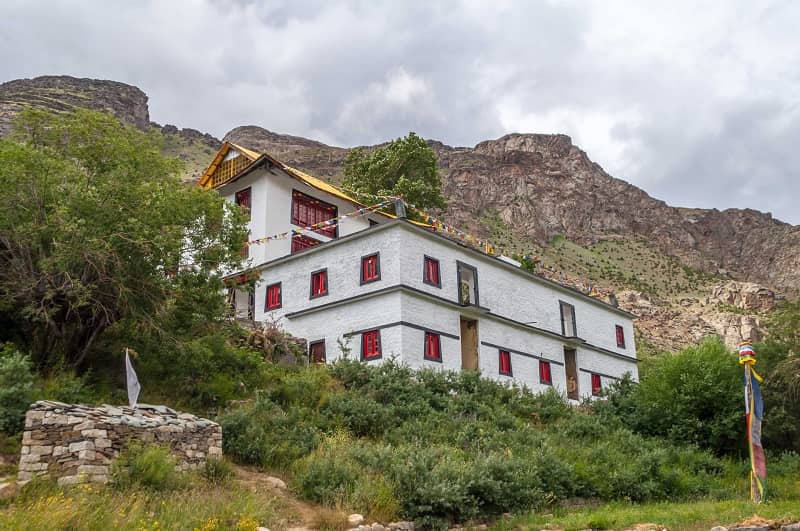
[460,317,479,370]
[564,347,579,400]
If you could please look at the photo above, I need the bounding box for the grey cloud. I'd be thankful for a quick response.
[0,0,797,224]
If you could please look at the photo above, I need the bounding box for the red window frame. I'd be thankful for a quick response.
[615,325,626,348]
[265,282,281,310]
[310,269,328,298]
[539,360,552,385]
[591,373,602,396]
[362,330,382,360]
[423,256,441,287]
[291,190,337,237]
[424,332,441,362]
[235,187,252,220]
[309,340,326,364]
[499,350,512,376]
[361,253,380,284]
[291,234,322,254]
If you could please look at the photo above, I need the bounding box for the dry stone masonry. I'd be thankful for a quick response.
[18,401,222,485]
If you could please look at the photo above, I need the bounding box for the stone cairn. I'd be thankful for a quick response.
[18,400,222,485]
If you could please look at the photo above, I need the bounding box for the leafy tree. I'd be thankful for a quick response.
[342,132,446,213]
[0,109,248,370]
[595,337,744,455]
[0,343,37,433]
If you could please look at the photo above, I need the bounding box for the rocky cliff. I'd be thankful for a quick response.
[3,75,797,350]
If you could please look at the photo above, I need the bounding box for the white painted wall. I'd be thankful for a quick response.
[246,221,638,397]
[218,165,376,266]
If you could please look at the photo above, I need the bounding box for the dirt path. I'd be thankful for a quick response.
[234,465,324,529]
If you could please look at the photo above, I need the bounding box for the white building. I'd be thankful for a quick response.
[200,142,638,399]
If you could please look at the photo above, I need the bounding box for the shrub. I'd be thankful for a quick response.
[0,344,36,434]
[112,443,186,491]
[202,457,235,485]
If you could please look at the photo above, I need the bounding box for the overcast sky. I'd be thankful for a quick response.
[2,0,798,224]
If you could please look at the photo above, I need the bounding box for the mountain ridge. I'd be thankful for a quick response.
[2,75,796,350]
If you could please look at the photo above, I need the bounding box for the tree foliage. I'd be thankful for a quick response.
[0,109,248,370]
[342,132,446,212]
[594,337,744,455]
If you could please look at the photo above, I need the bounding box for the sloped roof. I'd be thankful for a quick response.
[198,142,413,222]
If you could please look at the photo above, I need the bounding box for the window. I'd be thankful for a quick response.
[423,256,441,287]
[499,350,512,376]
[424,332,441,362]
[615,325,626,348]
[291,190,337,237]
[591,373,602,396]
[235,187,252,220]
[265,282,281,310]
[310,269,328,298]
[309,340,326,364]
[240,238,249,259]
[291,234,321,254]
[361,330,382,360]
[457,261,479,306]
[559,301,577,337]
[539,360,552,385]
[361,253,380,284]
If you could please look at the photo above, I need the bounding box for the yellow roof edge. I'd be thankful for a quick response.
[197,142,260,189]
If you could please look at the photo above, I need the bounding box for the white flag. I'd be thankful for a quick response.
[125,348,141,409]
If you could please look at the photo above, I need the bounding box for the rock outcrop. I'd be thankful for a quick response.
[0,76,149,134]
[18,401,222,485]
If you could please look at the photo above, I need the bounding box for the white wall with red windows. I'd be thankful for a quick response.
[243,221,638,399]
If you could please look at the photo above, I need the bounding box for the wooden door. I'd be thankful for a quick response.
[460,317,479,370]
[564,347,579,400]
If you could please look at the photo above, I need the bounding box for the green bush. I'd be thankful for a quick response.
[0,344,36,434]
[202,457,235,485]
[222,358,734,527]
[595,337,743,455]
[112,443,186,491]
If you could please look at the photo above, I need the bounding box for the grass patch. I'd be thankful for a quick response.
[496,499,800,531]
[0,476,297,530]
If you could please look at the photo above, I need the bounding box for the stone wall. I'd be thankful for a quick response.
[18,401,222,485]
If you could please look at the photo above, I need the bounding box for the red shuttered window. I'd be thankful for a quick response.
[591,373,602,396]
[615,325,626,348]
[235,187,252,220]
[424,332,441,361]
[539,360,552,385]
[291,191,337,237]
[362,330,382,360]
[291,234,321,254]
[423,256,441,287]
[499,350,512,376]
[265,283,281,310]
[361,253,380,283]
[310,341,326,364]
[310,269,328,298]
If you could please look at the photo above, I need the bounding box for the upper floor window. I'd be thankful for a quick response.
[423,256,441,287]
[361,253,380,284]
[291,234,321,254]
[615,325,626,348]
[539,360,552,385]
[591,373,602,396]
[559,301,577,337]
[498,350,512,376]
[291,190,337,237]
[235,187,252,220]
[309,340,326,364]
[424,332,441,362]
[457,261,479,306]
[310,269,328,298]
[265,282,282,310]
[362,329,382,360]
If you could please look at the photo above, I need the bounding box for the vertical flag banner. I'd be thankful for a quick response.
[125,348,141,409]
[739,340,766,503]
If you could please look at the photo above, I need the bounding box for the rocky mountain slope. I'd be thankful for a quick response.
[3,75,797,350]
